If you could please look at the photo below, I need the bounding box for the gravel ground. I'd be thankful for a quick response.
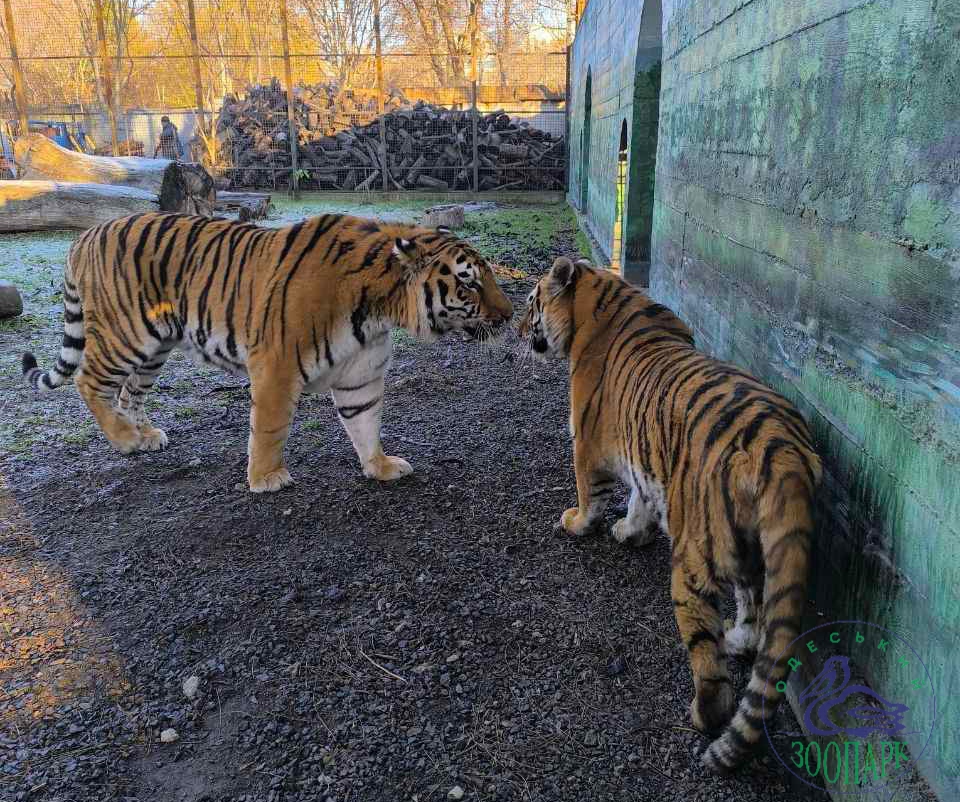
[0,200,826,801]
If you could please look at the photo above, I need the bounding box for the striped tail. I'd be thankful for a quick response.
[23,272,85,393]
[702,474,814,772]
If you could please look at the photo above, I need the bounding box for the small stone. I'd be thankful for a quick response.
[160,728,179,743]
[182,675,200,699]
[447,786,465,801]
[606,656,626,677]
[282,507,292,516]
[445,652,460,664]
[583,730,598,747]
[0,281,23,319]
[187,457,201,468]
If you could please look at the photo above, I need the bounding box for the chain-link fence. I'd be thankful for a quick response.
[1,0,569,191]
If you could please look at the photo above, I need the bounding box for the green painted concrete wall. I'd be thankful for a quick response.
[571,0,959,796]
[568,0,662,285]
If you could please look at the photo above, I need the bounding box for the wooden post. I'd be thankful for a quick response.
[469,0,480,193]
[184,0,211,164]
[471,82,479,194]
[1,0,29,137]
[373,0,388,192]
[279,0,299,196]
[93,0,119,156]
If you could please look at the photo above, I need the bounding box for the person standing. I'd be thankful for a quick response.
[154,115,184,160]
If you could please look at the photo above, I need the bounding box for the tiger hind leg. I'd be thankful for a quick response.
[76,370,144,454]
[116,344,173,451]
[725,584,761,658]
[671,555,735,734]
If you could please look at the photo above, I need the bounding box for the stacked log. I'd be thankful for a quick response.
[214,80,565,192]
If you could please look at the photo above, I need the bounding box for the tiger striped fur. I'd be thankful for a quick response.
[23,212,512,492]
[519,257,822,772]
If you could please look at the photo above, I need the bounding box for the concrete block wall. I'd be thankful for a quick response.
[568,0,662,284]
[571,0,959,796]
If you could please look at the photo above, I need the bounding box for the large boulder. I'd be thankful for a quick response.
[0,280,24,319]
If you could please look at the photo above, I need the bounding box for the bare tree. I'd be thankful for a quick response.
[296,0,376,85]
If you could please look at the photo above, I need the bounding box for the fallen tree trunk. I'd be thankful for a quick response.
[14,133,216,215]
[0,181,157,232]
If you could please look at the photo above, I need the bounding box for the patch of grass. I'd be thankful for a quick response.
[0,423,39,454]
[0,314,44,332]
[174,406,201,419]
[392,329,417,351]
[61,425,93,446]
[302,419,325,431]
[268,195,436,227]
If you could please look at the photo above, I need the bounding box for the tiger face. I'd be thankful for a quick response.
[394,230,513,342]
[517,256,585,359]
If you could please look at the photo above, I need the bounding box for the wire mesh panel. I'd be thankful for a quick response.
[1,0,569,191]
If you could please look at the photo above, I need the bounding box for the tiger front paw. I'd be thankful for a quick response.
[559,507,590,536]
[248,467,294,493]
[137,427,168,452]
[363,454,413,482]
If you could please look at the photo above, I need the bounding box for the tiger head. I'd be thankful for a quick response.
[392,228,514,342]
[517,256,591,360]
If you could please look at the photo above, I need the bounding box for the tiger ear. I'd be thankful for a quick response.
[393,237,424,277]
[573,257,592,269]
[549,256,578,295]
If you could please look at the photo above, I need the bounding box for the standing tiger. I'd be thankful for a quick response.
[23,212,513,492]
[519,257,821,772]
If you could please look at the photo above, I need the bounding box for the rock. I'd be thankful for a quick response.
[447,786,465,800]
[445,652,460,664]
[605,656,626,677]
[0,281,23,319]
[583,730,598,747]
[182,675,200,699]
[187,457,201,468]
[159,728,179,743]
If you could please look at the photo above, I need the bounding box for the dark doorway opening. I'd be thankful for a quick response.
[624,0,662,286]
[579,69,592,210]
[611,121,629,274]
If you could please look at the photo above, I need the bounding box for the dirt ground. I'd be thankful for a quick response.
[0,199,826,801]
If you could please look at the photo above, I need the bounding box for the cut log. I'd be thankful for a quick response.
[14,133,216,215]
[0,181,158,232]
[422,204,465,229]
[214,191,272,221]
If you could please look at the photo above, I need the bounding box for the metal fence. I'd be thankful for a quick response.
[0,0,569,192]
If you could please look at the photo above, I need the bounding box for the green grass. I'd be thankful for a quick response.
[61,425,93,446]
[391,329,418,351]
[174,406,200,419]
[0,314,43,332]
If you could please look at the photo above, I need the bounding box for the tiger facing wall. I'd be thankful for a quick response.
[519,257,822,772]
[23,212,513,492]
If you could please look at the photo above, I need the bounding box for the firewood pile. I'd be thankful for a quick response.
[214,79,565,191]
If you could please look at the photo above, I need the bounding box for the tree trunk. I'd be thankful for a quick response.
[14,134,216,215]
[0,180,158,232]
